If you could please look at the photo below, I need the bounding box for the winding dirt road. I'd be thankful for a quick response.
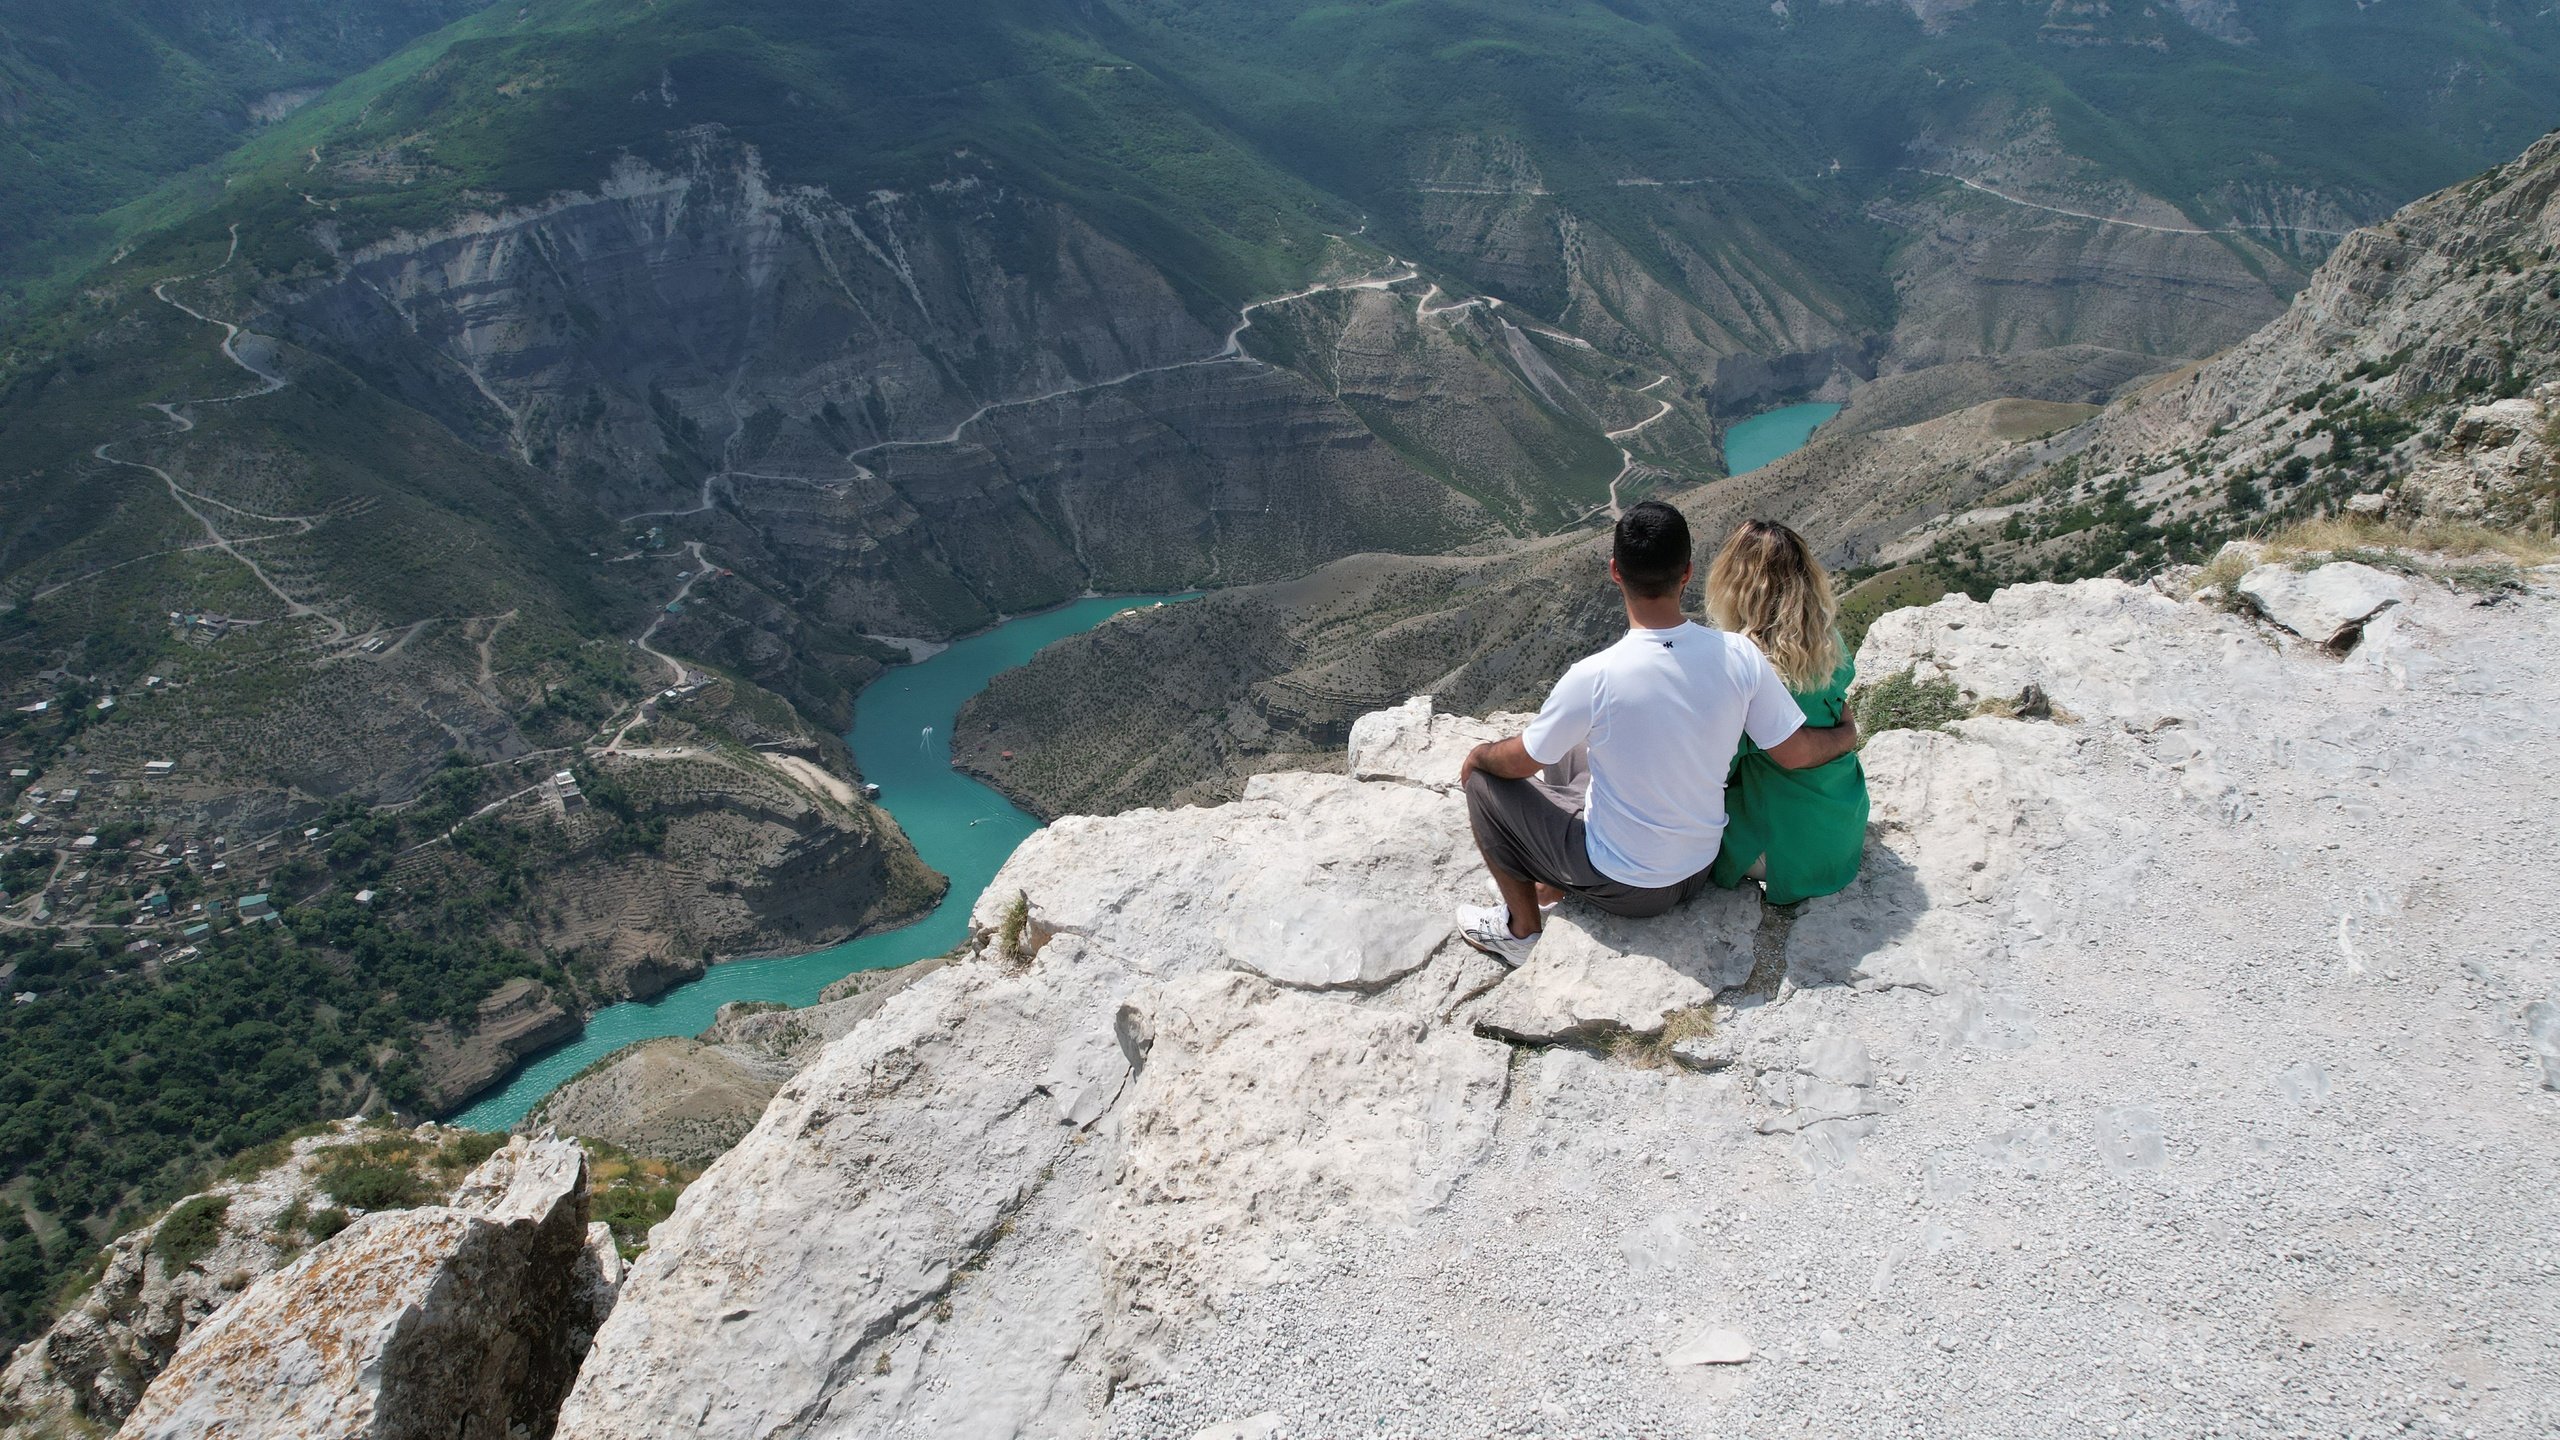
[84,227,349,642]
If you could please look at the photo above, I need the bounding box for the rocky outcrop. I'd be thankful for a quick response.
[2399,387,2558,529]
[3,1124,500,1439]
[117,1137,609,1440]
[555,562,2560,1438]
[511,746,942,1012]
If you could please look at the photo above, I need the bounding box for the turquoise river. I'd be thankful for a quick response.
[457,401,1841,1130]
[454,594,1193,1130]
[1722,401,1842,476]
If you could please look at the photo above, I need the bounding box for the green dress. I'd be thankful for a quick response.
[1709,646,1869,904]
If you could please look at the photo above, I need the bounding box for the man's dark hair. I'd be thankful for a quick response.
[1612,500,1691,599]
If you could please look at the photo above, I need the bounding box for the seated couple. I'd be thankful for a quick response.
[1455,502,1869,965]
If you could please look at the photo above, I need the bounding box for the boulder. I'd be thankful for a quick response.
[1345,698,1522,787]
[2236,561,2413,649]
[117,1137,603,1440]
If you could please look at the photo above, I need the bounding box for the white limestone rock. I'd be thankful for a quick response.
[551,939,1127,1440]
[558,569,2560,1439]
[1104,971,1505,1376]
[1664,1327,1753,1366]
[1786,724,2058,996]
[970,770,1479,990]
[1345,696,1538,787]
[1472,891,1758,1044]
[2236,561,2413,649]
[117,1137,600,1440]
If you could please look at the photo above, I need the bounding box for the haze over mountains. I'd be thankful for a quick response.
[1,0,2558,1371]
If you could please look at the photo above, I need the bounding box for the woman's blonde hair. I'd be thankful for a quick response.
[1705,519,1843,691]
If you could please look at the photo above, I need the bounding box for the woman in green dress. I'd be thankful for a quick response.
[1703,520,1869,904]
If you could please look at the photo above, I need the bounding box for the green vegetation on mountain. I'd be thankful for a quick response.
[0,0,492,312]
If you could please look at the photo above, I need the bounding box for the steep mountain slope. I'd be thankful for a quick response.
[1895,126,2560,593]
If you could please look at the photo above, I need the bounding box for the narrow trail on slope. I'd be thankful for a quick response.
[618,263,1423,525]
[1907,169,2352,239]
[1600,376,1679,519]
[474,608,518,691]
[83,226,351,642]
[842,264,1421,463]
[597,541,714,753]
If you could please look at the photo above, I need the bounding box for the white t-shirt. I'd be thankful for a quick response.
[1522,622,1806,888]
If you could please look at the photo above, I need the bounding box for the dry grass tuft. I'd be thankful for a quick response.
[1608,1004,1718,1069]
[2261,516,2558,566]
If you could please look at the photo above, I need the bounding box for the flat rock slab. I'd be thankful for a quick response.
[1108,971,1506,1372]
[1665,1327,1753,1366]
[2238,561,2413,648]
[1473,891,1756,1045]
[972,771,1480,990]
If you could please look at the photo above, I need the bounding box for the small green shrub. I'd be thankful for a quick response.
[305,1207,351,1242]
[432,1132,506,1173]
[997,891,1032,965]
[318,1161,425,1212]
[150,1195,230,1274]
[1853,669,1966,735]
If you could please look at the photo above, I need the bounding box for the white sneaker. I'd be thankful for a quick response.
[1454,903,1540,968]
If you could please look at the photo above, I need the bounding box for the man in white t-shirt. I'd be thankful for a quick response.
[1454,501,1861,965]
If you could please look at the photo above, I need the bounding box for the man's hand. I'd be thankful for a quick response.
[1458,735,1544,786]
[1763,716,1861,771]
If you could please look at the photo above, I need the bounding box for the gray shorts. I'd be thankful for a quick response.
[1463,756,1712,920]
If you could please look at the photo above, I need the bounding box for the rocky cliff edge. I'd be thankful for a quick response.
[551,564,2557,1436]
